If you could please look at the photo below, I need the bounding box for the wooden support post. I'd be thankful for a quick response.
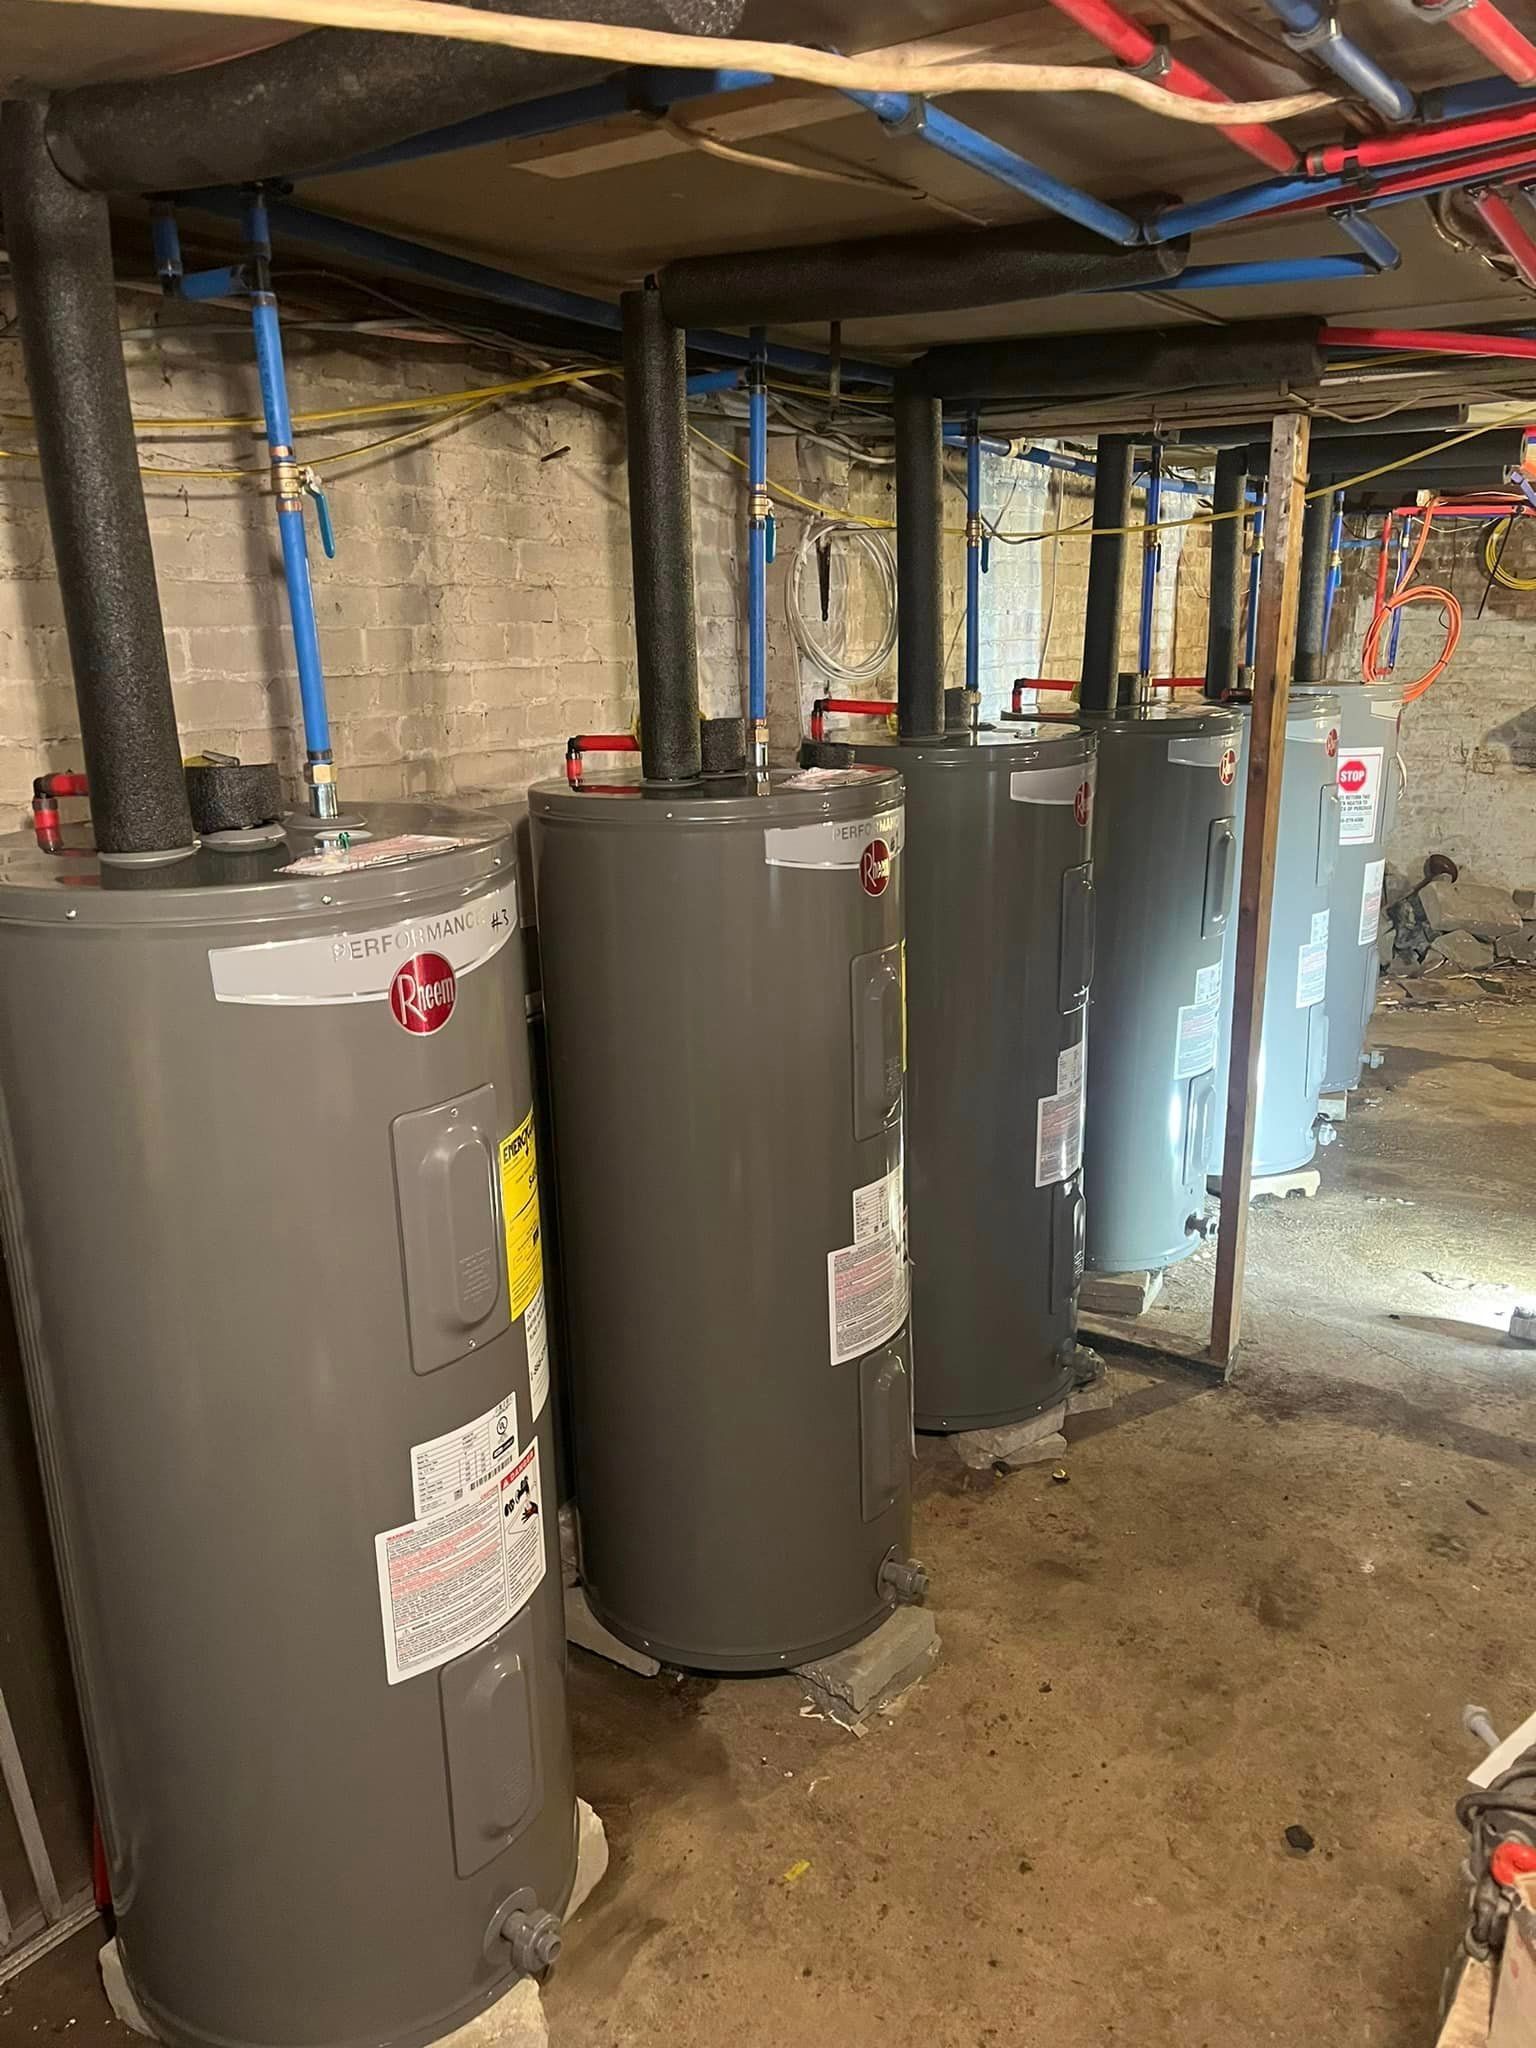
[1208,414,1310,1373]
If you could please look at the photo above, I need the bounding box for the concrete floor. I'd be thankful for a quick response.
[8,983,1535,2048]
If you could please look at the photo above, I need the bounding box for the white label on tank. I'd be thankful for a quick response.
[1370,696,1403,720]
[375,1433,547,1687]
[1358,858,1387,948]
[280,834,465,877]
[1166,733,1229,768]
[1336,745,1385,845]
[1296,911,1329,1010]
[410,1390,519,1520]
[853,1161,901,1245]
[1008,759,1097,807]
[763,805,904,871]
[498,1440,547,1621]
[1035,1038,1085,1188]
[524,1284,550,1426]
[828,1165,906,1366]
[209,877,518,1005]
[1174,961,1224,1080]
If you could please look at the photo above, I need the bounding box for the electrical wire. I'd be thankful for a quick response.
[785,520,899,685]
[34,0,1341,125]
[1482,512,1536,588]
[1360,501,1461,701]
[657,116,990,227]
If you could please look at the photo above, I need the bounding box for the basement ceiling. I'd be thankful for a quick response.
[9,0,1536,372]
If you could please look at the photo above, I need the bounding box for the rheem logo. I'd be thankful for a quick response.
[1073,781,1092,828]
[389,952,457,1034]
[1219,747,1238,787]
[860,838,891,896]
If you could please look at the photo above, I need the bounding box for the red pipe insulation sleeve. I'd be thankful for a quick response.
[1320,323,1536,360]
[1041,0,1297,171]
[1420,0,1536,87]
[1305,100,1536,177]
[1469,183,1536,286]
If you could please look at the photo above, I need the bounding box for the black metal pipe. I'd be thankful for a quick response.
[43,0,742,193]
[658,222,1187,329]
[0,103,193,858]
[1293,488,1334,685]
[918,319,1324,407]
[1205,447,1248,702]
[894,380,945,741]
[1080,435,1134,716]
[621,285,700,784]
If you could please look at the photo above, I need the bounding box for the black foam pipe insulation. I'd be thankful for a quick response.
[894,380,945,741]
[1205,447,1247,702]
[916,318,1324,406]
[657,222,1189,329]
[1250,429,1524,475]
[1173,408,1464,450]
[1079,435,1133,716]
[0,103,194,858]
[43,0,744,193]
[621,286,701,784]
[1293,489,1335,685]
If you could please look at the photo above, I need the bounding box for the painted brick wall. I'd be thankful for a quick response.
[1330,522,1536,891]
[0,301,1212,823]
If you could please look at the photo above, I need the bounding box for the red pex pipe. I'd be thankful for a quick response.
[1276,136,1536,218]
[1320,322,1536,359]
[565,733,639,788]
[1469,183,1536,285]
[808,696,897,742]
[1420,0,1536,86]
[1041,0,1297,171]
[1304,101,1536,177]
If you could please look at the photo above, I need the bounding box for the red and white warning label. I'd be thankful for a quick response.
[1035,1038,1085,1188]
[375,1407,546,1685]
[827,1162,906,1366]
[1359,857,1387,947]
[1175,961,1223,1080]
[1296,909,1330,1009]
[1336,745,1385,846]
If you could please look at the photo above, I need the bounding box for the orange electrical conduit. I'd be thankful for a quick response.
[1360,500,1461,702]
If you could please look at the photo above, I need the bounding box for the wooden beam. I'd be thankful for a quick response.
[1208,411,1310,1374]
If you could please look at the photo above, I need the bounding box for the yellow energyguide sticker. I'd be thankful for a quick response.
[498,1109,543,1320]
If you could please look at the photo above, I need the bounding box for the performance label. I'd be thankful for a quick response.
[1036,1038,1085,1189]
[1175,961,1223,1080]
[764,806,904,872]
[827,1163,906,1366]
[1010,760,1097,808]
[210,878,516,1006]
[1359,857,1387,948]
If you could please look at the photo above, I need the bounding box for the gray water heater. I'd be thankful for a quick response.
[1048,707,1240,1275]
[531,769,920,1672]
[1299,681,1404,1093]
[1211,695,1343,1179]
[0,806,576,2048]
[845,728,1094,1431]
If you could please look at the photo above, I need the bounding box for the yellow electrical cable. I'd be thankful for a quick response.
[136,400,497,479]
[1482,514,1536,590]
[0,363,615,437]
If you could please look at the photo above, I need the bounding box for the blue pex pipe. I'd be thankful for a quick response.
[1113,255,1378,291]
[843,90,1142,246]
[1258,0,1415,122]
[250,292,332,760]
[965,420,982,701]
[181,192,895,387]
[1323,494,1345,647]
[1245,493,1266,671]
[747,333,768,730]
[1138,445,1163,678]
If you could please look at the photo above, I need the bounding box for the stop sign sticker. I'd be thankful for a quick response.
[860,838,891,896]
[1073,781,1092,828]
[389,952,457,1034]
[1219,747,1238,787]
[1339,757,1368,794]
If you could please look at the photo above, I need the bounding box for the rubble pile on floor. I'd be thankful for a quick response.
[1382,864,1536,987]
